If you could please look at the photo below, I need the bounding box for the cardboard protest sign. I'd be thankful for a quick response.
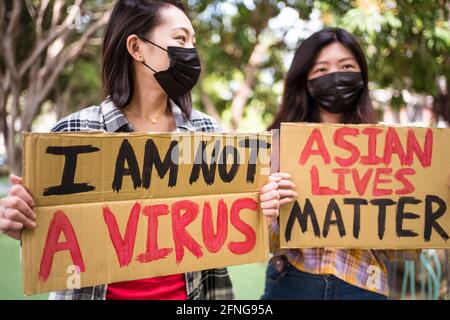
[21,132,271,295]
[279,122,450,249]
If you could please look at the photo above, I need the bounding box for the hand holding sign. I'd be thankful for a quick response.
[259,173,297,220]
[0,174,36,240]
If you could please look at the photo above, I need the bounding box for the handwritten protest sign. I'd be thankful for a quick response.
[21,132,271,295]
[279,123,450,249]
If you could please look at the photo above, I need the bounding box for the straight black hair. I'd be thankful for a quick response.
[102,0,193,117]
[269,27,375,130]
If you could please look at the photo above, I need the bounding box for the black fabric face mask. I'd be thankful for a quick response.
[307,71,364,114]
[140,37,201,99]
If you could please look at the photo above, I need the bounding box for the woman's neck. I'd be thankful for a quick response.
[127,82,169,119]
[319,107,343,124]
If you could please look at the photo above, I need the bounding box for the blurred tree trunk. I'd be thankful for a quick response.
[230,41,268,130]
[54,82,71,120]
[229,2,276,130]
[198,62,221,123]
[0,0,111,174]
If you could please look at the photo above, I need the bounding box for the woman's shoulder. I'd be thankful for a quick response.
[189,108,222,133]
[50,105,105,132]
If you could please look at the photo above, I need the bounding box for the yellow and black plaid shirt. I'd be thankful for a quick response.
[269,218,420,296]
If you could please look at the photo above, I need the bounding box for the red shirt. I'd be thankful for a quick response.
[106,274,187,300]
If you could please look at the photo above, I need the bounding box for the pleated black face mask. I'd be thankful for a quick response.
[140,37,201,99]
[307,71,364,114]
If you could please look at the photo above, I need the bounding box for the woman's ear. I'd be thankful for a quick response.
[126,34,143,62]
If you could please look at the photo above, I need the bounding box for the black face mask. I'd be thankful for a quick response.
[140,37,201,99]
[307,71,364,114]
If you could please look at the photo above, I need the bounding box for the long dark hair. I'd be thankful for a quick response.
[102,0,193,117]
[269,28,375,129]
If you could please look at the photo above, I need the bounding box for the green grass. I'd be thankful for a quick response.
[0,234,48,300]
[228,263,267,300]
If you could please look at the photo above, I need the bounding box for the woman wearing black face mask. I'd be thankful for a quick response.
[259,28,420,300]
[0,0,234,300]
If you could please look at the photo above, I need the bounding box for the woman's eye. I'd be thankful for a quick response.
[315,68,326,74]
[176,36,186,43]
[343,64,355,69]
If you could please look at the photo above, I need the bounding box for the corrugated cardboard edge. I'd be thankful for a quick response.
[261,133,273,262]
[21,132,33,295]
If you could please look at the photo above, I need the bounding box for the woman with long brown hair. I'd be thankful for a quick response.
[258,27,419,300]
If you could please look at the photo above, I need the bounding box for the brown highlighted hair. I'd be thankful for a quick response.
[269,27,375,129]
[102,0,193,117]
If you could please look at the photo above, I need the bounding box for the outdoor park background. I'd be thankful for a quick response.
[0,0,449,299]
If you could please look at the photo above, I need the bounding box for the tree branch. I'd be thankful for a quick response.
[21,9,112,130]
[24,0,37,19]
[19,26,70,77]
[230,41,268,129]
[62,0,84,26]
[0,1,5,45]
[3,0,23,80]
[198,62,221,122]
[51,0,65,28]
[36,0,50,38]
[18,0,86,77]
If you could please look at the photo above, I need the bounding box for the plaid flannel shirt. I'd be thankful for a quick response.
[269,218,420,297]
[47,98,234,300]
